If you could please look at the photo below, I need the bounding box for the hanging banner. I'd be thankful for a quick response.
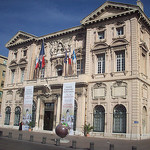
[61,82,75,135]
[22,86,34,131]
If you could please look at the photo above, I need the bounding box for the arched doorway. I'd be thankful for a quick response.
[113,104,126,133]
[4,106,11,125]
[14,106,21,126]
[93,105,105,132]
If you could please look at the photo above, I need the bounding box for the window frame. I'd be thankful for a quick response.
[11,70,15,84]
[115,50,125,72]
[98,31,105,40]
[97,53,105,74]
[116,26,124,36]
[77,59,85,75]
[14,106,21,126]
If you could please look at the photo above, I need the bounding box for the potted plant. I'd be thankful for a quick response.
[28,121,34,131]
[84,123,93,137]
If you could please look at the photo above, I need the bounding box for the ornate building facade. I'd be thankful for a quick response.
[0,55,7,117]
[1,1,150,139]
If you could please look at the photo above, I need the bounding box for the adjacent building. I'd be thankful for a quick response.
[1,0,150,139]
[0,55,7,116]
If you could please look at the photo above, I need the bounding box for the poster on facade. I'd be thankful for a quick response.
[22,86,34,131]
[61,82,75,135]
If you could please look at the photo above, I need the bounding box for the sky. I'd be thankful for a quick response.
[0,0,150,57]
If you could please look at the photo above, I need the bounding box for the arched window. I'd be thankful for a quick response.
[56,65,63,76]
[32,101,36,127]
[93,105,105,132]
[113,104,126,133]
[4,106,11,125]
[14,106,21,126]
[142,106,147,134]
[73,101,77,131]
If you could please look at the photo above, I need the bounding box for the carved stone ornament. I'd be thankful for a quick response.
[7,90,13,95]
[111,81,127,99]
[53,58,64,67]
[92,82,106,100]
[49,39,71,56]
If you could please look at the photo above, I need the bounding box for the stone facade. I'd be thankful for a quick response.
[0,55,7,117]
[1,1,150,139]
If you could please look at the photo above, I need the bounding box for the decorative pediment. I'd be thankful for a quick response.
[6,31,36,48]
[9,60,17,68]
[111,39,128,47]
[92,42,109,50]
[18,58,28,66]
[81,1,138,25]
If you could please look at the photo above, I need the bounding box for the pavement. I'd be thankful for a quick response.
[0,127,150,150]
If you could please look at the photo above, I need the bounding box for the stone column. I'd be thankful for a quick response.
[35,95,41,130]
[56,95,61,126]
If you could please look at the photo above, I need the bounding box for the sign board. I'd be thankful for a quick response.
[61,82,75,135]
[22,86,34,130]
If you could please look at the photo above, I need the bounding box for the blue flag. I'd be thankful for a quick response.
[72,50,76,64]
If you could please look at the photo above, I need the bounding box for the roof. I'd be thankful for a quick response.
[5,1,150,49]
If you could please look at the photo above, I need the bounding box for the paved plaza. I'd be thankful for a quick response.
[0,127,150,150]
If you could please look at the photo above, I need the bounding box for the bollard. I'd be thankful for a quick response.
[132,146,137,150]
[42,137,46,144]
[30,135,34,142]
[72,140,76,149]
[8,132,12,138]
[109,144,114,150]
[18,134,22,140]
[0,131,3,136]
[90,142,94,150]
[56,139,60,146]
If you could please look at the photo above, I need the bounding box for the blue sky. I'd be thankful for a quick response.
[0,0,149,57]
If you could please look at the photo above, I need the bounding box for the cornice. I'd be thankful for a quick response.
[82,10,138,26]
[6,26,84,49]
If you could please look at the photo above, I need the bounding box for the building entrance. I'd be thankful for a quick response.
[44,103,54,131]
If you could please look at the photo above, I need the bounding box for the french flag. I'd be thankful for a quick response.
[35,57,39,69]
[68,51,71,65]
[35,41,45,69]
[39,41,45,69]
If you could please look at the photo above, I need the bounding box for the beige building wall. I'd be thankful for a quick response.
[0,55,7,118]
[1,1,150,140]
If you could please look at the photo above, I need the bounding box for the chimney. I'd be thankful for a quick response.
[137,0,144,11]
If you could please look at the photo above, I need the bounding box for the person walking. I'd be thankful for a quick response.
[19,122,22,131]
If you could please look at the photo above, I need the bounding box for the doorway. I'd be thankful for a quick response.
[44,103,54,131]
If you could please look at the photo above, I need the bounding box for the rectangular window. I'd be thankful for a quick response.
[21,68,25,82]
[23,50,27,57]
[1,81,4,87]
[77,59,85,75]
[97,54,105,74]
[116,51,125,72]
[11,70,15,84]
[40,68,45,78]
[98,31,105,39]
[0,91,3,98]
[3,60,7,65]
[14,53,17,59]
[116,27,124,36]
[2,71,6,77]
